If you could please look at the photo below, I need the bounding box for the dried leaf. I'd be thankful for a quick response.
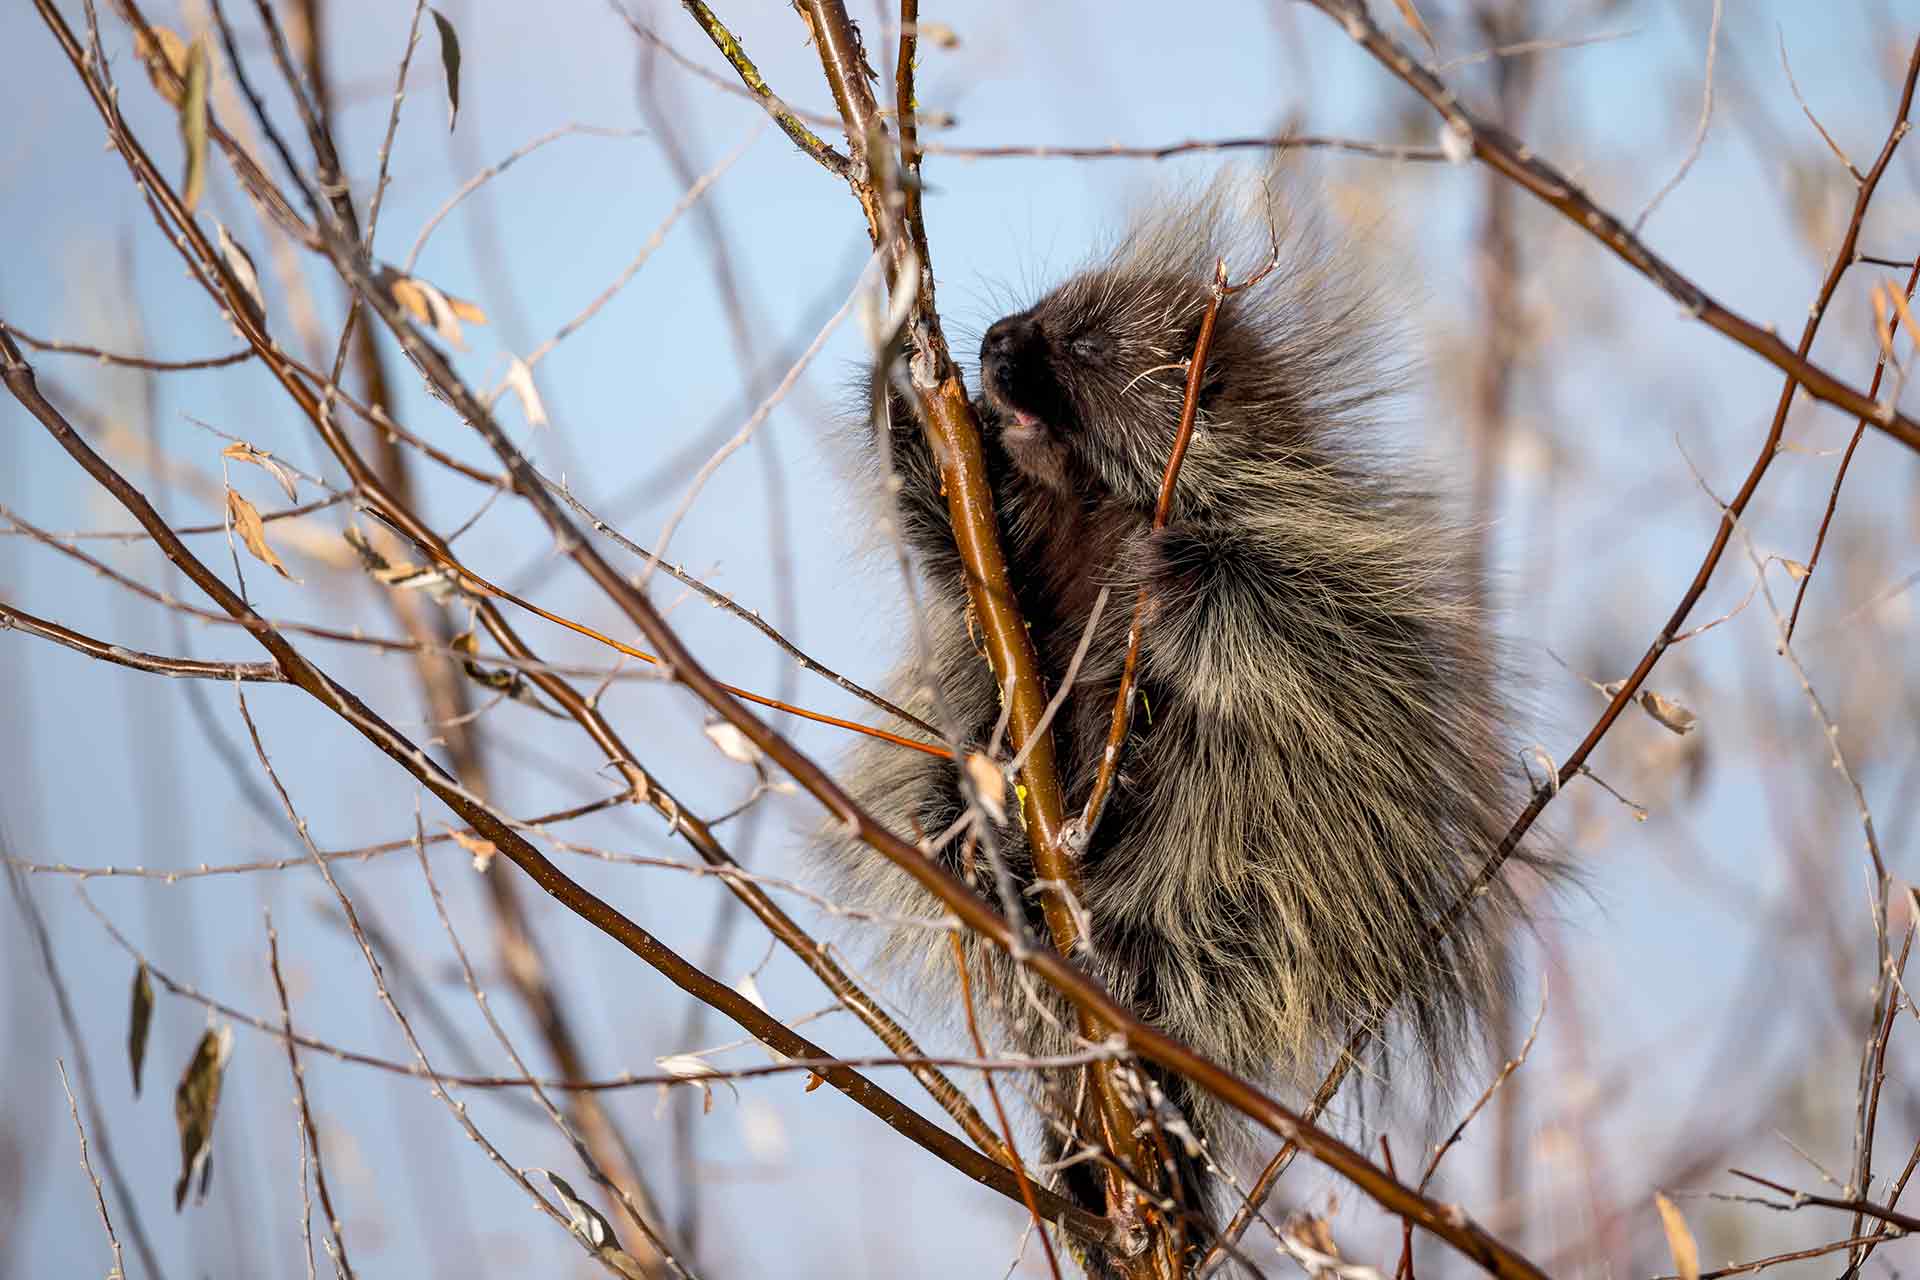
[704,721,762,766]
[1638,690,1698,736]
[215,223,266,331]
[533,1169,615,1251]
[655,1053,737,1111]
[444,294,487,325]
[1654,1192,1700,1280]
[915,20,959,48]
[225,488,300,582]
[129,963,154,1097]
[389,276,433,327]
[965,751,1006,823]
[445,826,496,874]
[135,26,191,106]
[1889,283,1920,352]
[1390,0,1437,56]
[387,274,475,350]
[503,356,548,428]
[733,973,768,1012]
[429,8,462,132]
[221,442,297,502]
[180,39,210,213]
[735,974,789,1064]
[1779,558,1810,581]
[172,1024,233,1211]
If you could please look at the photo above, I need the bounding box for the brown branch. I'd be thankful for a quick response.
[951,931,1065,1280]
[265,913,354,1279]
[0,599,287,682]
[1654,1232,1897,1280]
[1786,251,1920,640]
[0,322,1109,1249]
[1725,1169,1920,1234]
[0,322,253,370]
[922,134,1447,162]
[676,0,852,180]
[1300,0,1920,456]
[55,1060,125,1280]
[56,0,1010,1184]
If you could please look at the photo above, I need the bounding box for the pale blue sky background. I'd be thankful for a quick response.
[4,2,1919,1277]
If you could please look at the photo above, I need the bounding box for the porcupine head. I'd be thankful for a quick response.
[818,165,1551,1268]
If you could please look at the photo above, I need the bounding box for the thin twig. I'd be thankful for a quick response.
[56,1059,126,1280]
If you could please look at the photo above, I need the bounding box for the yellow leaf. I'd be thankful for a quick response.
[136,26,191,106]
[180,40,209,213]
[389,276,433,326]
[445,826,496,873]
[1390,0,1437,56]
[225,488,300,582]
[1654,1193,1700,1280]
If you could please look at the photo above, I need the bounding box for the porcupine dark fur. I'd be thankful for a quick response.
[817,171,1551,1269]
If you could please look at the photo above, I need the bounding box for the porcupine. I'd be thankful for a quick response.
[820,172,1547,1269]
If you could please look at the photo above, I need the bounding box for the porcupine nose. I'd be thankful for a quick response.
[980,314,1042,404]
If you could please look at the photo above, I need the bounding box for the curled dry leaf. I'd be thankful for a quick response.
[445,825,497,874]
[503,356,549,428]
[129,963,154,1097]
[215,223,266,331]
[1653,1192,1701,1280]
[388,273,486,350]
[964,751,1006,823]
[226,488,301,582]
[530,1168,627,1259]
[172,1024,234,1211]
[1637,690,1698,736]
[1601,680,1698,736]
[1777,557,1811,581]
[656,1053,738,1114]
[704,720,763,766]
[221,442,297,502]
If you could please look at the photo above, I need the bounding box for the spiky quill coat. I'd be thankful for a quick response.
[820,174,1544,1259]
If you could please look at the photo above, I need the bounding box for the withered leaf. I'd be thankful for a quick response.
[429,8,462,132]
[1637,690,1698,736]
[533,1169,618,1252]
[129,963,154,1097]
[226,488,300,582]
[1653,1192,1700,1280]
[387,273,482,350]
[704,721,762,766]
[1390,0,1437,56]
[180,39,210,213]
[445,825,496,874]
[221,442,297,503]
[136,26,191,106]
[1779,558,1811,581]
[503,356,548,428]
[965,751,1006,824]
[215,223,266,331]
[172,1024,233,1211]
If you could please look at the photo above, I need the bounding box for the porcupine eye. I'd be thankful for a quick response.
[1067,331,1111,366]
